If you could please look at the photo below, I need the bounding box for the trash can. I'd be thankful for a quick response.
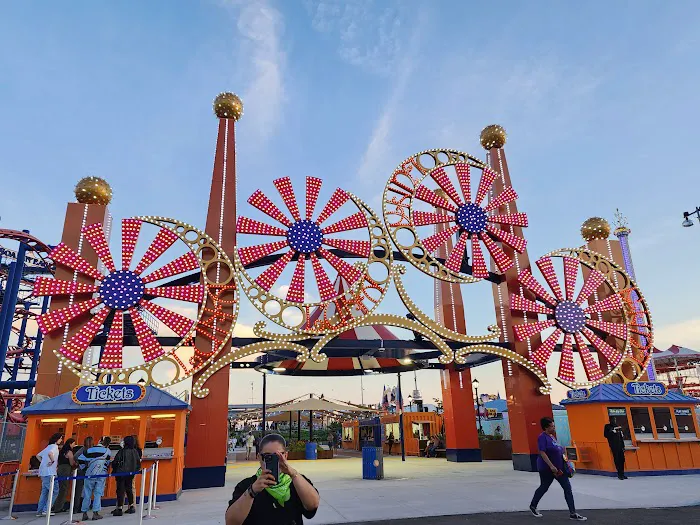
[362,447,384,480]
[305,442,318,460]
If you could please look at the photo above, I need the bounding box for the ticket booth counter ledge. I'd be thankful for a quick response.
[562,384,700,476]
[16,386,189,511]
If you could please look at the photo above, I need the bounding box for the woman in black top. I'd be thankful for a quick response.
[52,439,77,513]
[111,436,142,516]
[226,434,319,525]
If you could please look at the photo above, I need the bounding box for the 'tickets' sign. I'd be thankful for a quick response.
[566,389,590,401]
[72,384,146,405]
[623,382,667,397]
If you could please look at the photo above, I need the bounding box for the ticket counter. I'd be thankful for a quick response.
[16,385,189,511]
[563,383,700,476]
[381,413,443,456]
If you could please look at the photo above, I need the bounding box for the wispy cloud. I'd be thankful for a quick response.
[221,0,286,140]
[304,0,403,75]
[356,58,413,183]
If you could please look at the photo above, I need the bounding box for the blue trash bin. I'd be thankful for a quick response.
[362,447,384,480]
[305,442,318,460]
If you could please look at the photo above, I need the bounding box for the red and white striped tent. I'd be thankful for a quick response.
[257,276,421,376]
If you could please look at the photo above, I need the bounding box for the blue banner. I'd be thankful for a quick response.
[566,389,590,401]
[72,384,145,404]
[623,382,667,397]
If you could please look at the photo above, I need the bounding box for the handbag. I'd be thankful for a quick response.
[563,460,575,478]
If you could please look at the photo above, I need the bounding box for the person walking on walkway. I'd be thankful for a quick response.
[78,436,111,521]
[52,438,77,513]
[36,432,63,517]
[226,433,320,525]
[111,435,141,516]
[529,417,587,521]
[604,419,627,480]
[245,433,255,461]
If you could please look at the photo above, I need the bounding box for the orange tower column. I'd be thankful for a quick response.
[36,194,112,397]
[183,93,241,489]
[434,191,481,462]
[482,126,553,472]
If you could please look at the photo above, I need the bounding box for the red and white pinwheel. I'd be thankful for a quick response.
[410,162,527,278]
[33,219,205,370]
[236,176,370,304]
[511,255,630,386]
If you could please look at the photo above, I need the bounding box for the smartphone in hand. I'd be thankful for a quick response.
[262,453,279,483]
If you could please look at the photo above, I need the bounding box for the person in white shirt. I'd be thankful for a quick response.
[36,433,64,517]
[232,436,238,450]
[245,433,255,460]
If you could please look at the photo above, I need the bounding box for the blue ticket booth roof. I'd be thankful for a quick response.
[22,386,190,415]
[560,384,700,406]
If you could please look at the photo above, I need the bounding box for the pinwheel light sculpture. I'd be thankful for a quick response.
[33,219,206,374]
[511,254,631,387]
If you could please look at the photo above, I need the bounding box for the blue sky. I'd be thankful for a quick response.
[2,1,700,406]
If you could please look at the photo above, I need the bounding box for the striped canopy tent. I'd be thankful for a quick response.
[256,275,423,376]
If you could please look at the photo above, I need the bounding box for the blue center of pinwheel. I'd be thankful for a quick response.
[554,300,586,334]
[287,220,323,254]
[99,270,145,310]
[455,203,487,233]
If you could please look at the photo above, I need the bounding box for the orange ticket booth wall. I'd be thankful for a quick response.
[17,386,189,511]
[563,384,700,476]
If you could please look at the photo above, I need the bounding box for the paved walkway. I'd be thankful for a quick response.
[6,456,700,524]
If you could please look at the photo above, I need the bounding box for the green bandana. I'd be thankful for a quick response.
[256,468,292,507]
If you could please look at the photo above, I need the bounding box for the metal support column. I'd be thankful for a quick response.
[261,372,267,436]
[398,372,405,462]
[26,296,49,406]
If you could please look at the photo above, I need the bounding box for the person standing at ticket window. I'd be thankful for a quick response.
[604,418,627,480]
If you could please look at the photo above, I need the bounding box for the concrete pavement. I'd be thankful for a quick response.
[5,455,700,524]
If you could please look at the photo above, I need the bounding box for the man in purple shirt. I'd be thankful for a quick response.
[529,417,587,521]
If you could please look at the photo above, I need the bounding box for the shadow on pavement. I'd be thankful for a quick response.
[342,506,700,524]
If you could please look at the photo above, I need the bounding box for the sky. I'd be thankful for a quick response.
[2,1,700,408]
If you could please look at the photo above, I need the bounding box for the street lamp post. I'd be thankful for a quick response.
[681,207,700,228]
[408,395,413,412]
[472,378,483,434]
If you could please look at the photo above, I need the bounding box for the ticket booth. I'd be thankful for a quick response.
[342,420,358,450]
[563,383,700,476]
[16,385,189,511]
[380,412,443,456]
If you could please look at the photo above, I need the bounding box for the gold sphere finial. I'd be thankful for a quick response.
[74,176,112,205]
[480,124,507,150]
[581,217,611,242]
[213,92,243,120]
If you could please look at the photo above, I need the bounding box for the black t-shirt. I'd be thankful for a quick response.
[228,474,318,525]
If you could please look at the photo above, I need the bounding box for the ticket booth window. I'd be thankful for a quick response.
[630,407,653,439]
[145,414,176,448]
[607,407,632,447]
[674,408,697,436]
[71,417,105,446]
[652,407,675,438]
[411,422,427,440]
[110,415,141,446]
[38,418,68,447]
[384,423,400,441]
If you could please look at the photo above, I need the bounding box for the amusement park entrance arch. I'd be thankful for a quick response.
[28,93,654,489]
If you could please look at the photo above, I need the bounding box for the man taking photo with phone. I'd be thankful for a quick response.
[226,434,320,525]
